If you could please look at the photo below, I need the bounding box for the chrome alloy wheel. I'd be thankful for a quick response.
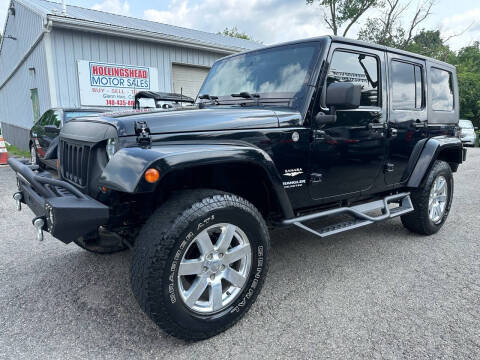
[177,223,252,314]
[30,146,37,165]
[429,175,448,224]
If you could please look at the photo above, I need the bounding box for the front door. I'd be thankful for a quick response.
[385,54,427,185]
[309,45,387,201]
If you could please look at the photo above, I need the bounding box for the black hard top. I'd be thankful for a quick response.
[222,36,455,70]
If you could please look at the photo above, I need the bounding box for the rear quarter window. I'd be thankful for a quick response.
[431,68,454,111]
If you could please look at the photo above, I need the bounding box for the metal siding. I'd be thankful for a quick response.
[51,29,224,108]
[0,1,44,84]
[0,40,50,149]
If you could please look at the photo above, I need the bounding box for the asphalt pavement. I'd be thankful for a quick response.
[1,150,479,359]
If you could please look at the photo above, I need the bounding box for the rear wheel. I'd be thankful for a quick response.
[130,190,269,340]
[401,160,453,235]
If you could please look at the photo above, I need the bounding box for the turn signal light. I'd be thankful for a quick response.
[145,168,160,183]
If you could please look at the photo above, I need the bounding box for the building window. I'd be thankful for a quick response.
[30,89,40,123]
[391,60,424,110]
[431,68,454,111]
[327,50,380,107]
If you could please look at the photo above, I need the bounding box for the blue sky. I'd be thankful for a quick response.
[1,0,479,50]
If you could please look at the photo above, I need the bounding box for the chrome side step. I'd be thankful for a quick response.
[282,193,414,238]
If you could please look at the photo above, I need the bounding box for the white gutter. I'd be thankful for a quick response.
[47,15,249,55]
[43,19,58,107]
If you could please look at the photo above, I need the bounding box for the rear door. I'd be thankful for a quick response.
[385,53,427,185]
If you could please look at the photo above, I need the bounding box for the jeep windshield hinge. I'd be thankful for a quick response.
[135,121,151,145]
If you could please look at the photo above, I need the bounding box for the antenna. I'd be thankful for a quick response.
[61,0,67,15]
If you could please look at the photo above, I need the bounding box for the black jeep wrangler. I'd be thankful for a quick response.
[9,36,465,340]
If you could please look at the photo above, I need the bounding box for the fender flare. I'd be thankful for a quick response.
[99,142,295,219]
[407,136,464,188]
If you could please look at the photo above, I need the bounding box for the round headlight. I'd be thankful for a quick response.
[106,138,116,160]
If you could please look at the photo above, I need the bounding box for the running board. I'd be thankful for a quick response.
[282,193,414,238]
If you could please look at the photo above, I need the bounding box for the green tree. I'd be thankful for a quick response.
[404,30,454,62]
[452,43,480,126]
[306,0,378,37]
[218,26,252,40]
[358,0,434,47]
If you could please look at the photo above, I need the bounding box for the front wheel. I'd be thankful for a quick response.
[401,160,453,235]
[130,190,269,340]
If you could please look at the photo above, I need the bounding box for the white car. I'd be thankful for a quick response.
[459,119,477,146]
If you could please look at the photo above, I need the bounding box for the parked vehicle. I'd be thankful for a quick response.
[133,91,195,110]
[10,36,465,341]
[30,108,106,170]
[459,119,477,146]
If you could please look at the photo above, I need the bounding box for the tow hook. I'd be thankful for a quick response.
[13,192,22,211]
[32,217,46,242]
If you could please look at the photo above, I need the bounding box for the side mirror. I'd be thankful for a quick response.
[44,124,59,132]
[475,127,479,131]
[326,82,362,109]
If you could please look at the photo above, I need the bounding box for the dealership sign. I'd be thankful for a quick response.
[77,61,159,107]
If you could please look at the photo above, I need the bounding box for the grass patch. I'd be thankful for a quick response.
[5,144,30,158]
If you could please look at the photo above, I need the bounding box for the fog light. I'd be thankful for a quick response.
[144,168,160,183]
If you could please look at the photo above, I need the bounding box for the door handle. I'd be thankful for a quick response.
[368,123,386,130]
[414,120,427,128]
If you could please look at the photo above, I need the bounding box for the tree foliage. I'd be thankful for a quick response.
[451,43,480,125]
[404,30,454,62]
[218,26,252,40]
[358,0,434,47]
[306,0,480,126]
[306,0,378,36]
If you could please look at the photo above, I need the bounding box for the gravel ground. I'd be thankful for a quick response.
[1,150,479,360]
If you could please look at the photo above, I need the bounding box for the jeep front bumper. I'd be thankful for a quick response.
[8,158,109,244]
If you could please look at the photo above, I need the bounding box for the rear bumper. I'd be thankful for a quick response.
[8,158,109,244]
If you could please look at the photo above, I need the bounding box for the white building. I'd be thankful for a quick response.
[0,0,262,149]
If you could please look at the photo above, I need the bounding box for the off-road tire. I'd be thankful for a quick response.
[130,190,270,341]
[401,160,453,235]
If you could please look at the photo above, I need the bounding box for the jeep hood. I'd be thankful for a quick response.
[70,107,283,136]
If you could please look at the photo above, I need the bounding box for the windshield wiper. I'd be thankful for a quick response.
[231,92,261,106]
[198,94,220,106]
[231,92,260,99]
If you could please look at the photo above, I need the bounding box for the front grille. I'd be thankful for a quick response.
[60,140,91,187]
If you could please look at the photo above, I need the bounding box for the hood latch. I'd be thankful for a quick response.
[134,121,151,145]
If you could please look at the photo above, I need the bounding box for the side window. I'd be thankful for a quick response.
[391,60,424,110]
[431,68,454,111]
[52,111,62,128]
[327,50,379,107]
[39,111,52,126]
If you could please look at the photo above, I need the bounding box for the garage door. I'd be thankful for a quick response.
[172,64,210,99]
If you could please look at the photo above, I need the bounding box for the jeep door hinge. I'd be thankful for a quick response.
[134,121,151,145]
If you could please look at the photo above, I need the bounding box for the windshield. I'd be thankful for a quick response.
[198,42,322,109]
[65,111,103,122]
[459,120,473,129]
